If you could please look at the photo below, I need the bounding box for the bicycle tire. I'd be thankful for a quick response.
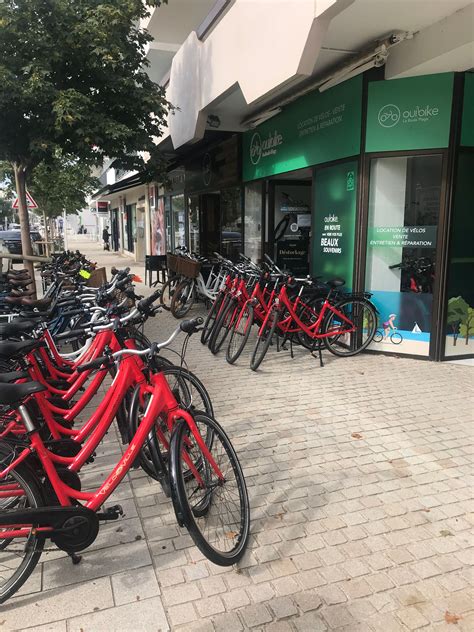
[200,292,225,345]
[323,298,377,357]
[209,298,237,355]
[169,413,250,566]
[170,279,195,319]
[226,303,254,364]
[250,308,278,371]
[160,275,180,311]
[0,461,45,604]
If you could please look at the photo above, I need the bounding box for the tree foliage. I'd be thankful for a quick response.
[0,0,170,292]
[0,0,171,172]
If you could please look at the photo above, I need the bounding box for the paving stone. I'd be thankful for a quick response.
[111,565,160,605]
[396,606,431,630]
[2,578,114,630]
[67,596,169,631]
[240,603,273,628]
[268,596,298,619]
[212,612,244,632]
[162,581,201,606]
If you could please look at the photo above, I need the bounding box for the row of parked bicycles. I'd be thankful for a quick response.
[159,248,378,371]
[0,251,250,603]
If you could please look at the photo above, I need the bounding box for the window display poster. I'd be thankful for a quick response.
[311,161,357,288]
[151,197,166,255]
[365,155,442,357]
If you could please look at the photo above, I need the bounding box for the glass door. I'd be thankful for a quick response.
[365,154,442,356]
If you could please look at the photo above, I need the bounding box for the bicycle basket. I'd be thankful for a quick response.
[167,253,179,274]
[177,257,201,279]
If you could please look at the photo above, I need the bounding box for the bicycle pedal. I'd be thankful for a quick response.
[97,504,123,521]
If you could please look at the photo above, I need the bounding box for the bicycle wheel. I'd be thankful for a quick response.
[201,292,225,345]
[373,330,383,343]
[323,298,377,357]
[209,298,238,355]
[226,303,254,364]
[391,332,403,345]
[129,367,214,482]
[0,462,45,604]
[170,279,195,319]
[169,413,250,566]
[250,308,278,371]
[160,275,180,311]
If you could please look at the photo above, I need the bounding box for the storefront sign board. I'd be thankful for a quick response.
[366,73,454,152]
[243,76,362,181]
[461,72,474,147]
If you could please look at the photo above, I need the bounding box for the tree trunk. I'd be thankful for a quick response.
[13,163,37,298]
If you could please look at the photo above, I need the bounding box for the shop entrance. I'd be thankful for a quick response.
[200,193,221,257]
[268,171,312,275]
[111,209,120,251]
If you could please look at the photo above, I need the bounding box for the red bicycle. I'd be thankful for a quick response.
[0,319,250,603]
[250,273,377,370]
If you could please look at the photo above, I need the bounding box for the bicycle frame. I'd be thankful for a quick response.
[0,367,225,538]
[259,285,355,340]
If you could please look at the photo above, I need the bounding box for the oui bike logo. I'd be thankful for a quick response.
[378,103,440,128]
[378,104,401,128]
[250,130,283,165]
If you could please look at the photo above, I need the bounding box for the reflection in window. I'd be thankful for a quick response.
[172,194,186,249]
[188,196,200,254]
[244,183,262,262]
[221,188,242,261]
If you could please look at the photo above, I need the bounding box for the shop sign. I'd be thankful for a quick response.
[366,73,454,152]
[461,73,474,147]
[186,136,239,192]
[243,76,362,181]
[276,238,309,276]
[312,161,358,287]
[368,226,437,248]
[166,168,185,193]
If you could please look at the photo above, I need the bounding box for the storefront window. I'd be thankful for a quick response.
[366,155,442,356]
[124,203,135,252]
[188,195,200,254]
[221,188,242,261]
[444,151,474,357]
[244,183,262,262]
[172,194,186,249]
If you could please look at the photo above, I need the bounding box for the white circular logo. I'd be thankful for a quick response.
[250,132,262,165]
[378,104,401,128]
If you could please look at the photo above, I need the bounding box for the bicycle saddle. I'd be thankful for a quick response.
[326,278,345,288]
[5,296,52,309]
[0,370,29,383]
[0,381,46,406]
[0,320,38,339]
[0,339,45,359]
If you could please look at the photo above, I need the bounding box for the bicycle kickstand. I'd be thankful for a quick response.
[289,335,294,359]
[68,552,82,565]
[311,341,324,368]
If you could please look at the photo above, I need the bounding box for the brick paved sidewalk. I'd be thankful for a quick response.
[5,239,473,631]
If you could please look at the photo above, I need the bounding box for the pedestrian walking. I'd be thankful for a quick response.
[102,225,110,251]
